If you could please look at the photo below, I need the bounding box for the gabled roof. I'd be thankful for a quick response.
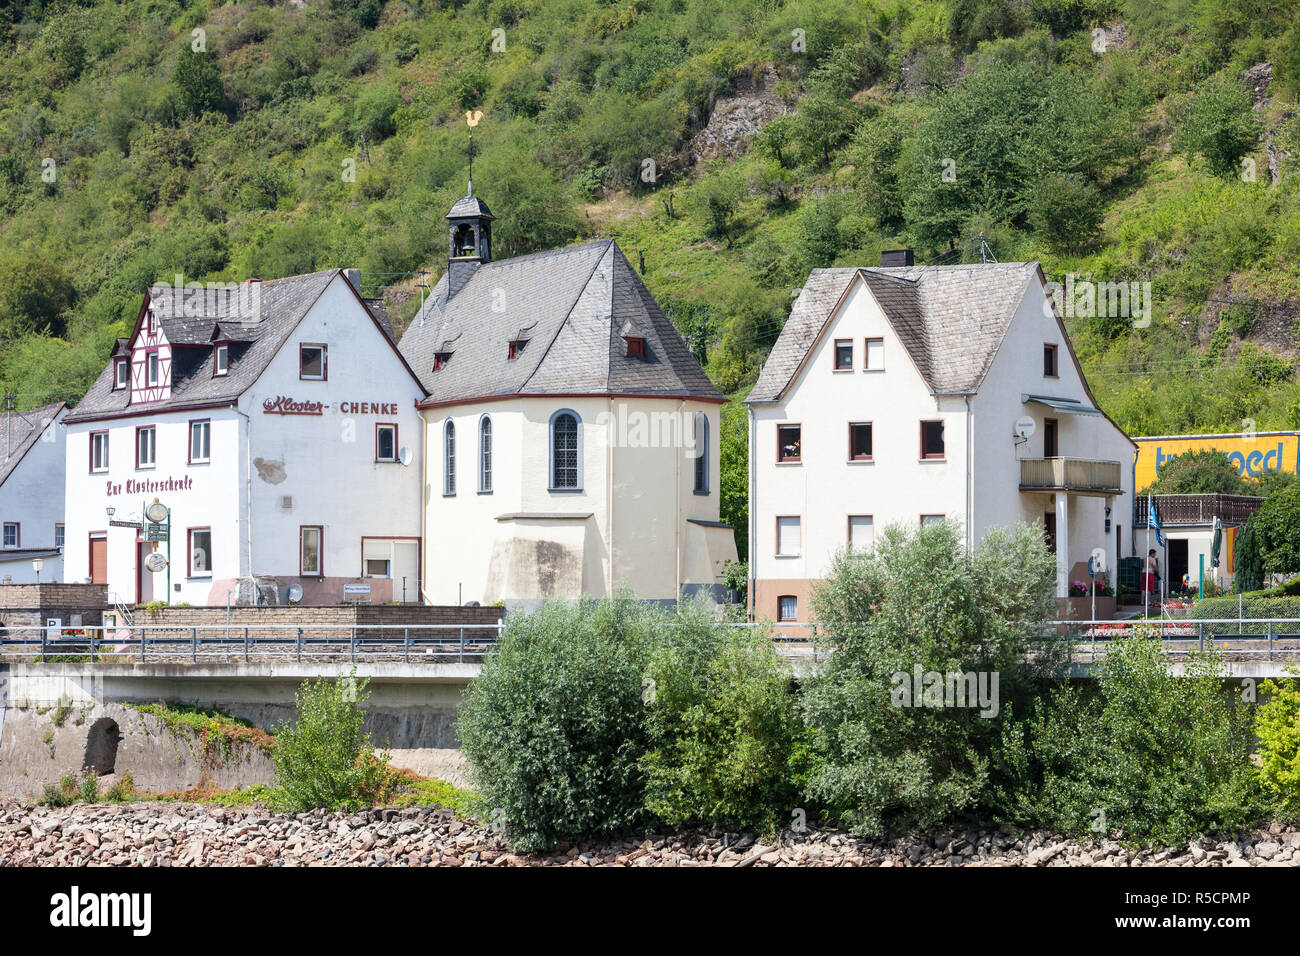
[66,270,418,424]
[747,262,1038,402]
[400,239,723,405]
[0,402,65,489]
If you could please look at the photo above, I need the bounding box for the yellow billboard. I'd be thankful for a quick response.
[1134,431,1300,491]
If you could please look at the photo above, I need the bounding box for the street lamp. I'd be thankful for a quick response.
[32,557,43,583]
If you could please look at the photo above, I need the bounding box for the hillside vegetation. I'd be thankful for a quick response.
[4,0,1300,447]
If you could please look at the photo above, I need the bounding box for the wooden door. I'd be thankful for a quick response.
[90,535,107,584]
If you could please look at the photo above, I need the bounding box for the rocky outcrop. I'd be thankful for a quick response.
[1,801,1296,866]
[687,67,790,167]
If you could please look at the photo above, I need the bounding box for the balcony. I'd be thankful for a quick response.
[1020,457,1123,497]
[1134,493,1265,528]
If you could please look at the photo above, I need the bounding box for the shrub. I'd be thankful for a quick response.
[40,773,79,807]
[1235,517,1265,593]
[457,599,661,851]
[1013,635,1267,843]
[272,670,388,812]
[1140,448,1251,496]
[1256,675,1300,817]
[641,620,801,833]
[801,521,1064,837]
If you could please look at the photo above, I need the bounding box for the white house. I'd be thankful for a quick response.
[398,187,737,608]
[746,256,1136,623]
[0,402,67,583]
[62,270,427,606]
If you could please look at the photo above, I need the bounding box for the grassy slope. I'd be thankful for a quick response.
[1,0,1299,440]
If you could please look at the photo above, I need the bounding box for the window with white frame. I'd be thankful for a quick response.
[550,410,581,490]
[300,526,322,576]
[299,344,326,380]
[136,426,156,469]
[188,528,211,577]
[443,420,456,495]
[189,420,210,463]
[114,359,128,389]
[693,412,709,494]
[90,432,109,473]
[479,416,492,493]
[214,344,229,376]
[776,516,801,556]
[147,351,160,386]
[2,523,18,548]
[865,337,884,371]
[848,515,874,551]
[376,423,397,462]
[54,523,64,548]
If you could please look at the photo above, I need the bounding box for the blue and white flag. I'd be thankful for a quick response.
[1148,496,1165,547]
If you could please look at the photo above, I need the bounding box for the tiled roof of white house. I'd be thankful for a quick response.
[747,261,1041,402]
[65,269,407,423]
[399,238,723,403]
[0,401,65,488]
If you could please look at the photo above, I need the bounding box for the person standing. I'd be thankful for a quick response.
[1144,549,1160,612]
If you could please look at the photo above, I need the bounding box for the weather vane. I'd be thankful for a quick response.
[465,110,483,194]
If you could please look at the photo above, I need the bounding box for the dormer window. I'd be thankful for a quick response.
[433,352,451,372]
[113,358,127,390]
[214,343,229,377]
[508,340,527,361]
[625,336,646,358]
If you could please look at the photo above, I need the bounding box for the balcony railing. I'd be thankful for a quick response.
[1134,493,1265,528]
[1020,457,1123,495]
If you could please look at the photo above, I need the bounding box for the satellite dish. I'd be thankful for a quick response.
[144,552,168,573]
[287,584,304,603]
[145,500,169,523]
[399,446,413,466]
[1013,416,1036,440]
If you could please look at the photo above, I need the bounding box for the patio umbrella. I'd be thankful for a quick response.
[1210,516,1223,569]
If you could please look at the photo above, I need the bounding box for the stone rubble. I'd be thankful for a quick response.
[1,800,1298,867]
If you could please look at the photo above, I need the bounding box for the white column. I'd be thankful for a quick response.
[1056,493,1070,599]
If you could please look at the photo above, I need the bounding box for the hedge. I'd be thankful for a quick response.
[1192,596,1300,634]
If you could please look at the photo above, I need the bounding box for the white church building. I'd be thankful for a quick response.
[62,270,426,606]
[746,255,1136,624]
[399,187,737,608]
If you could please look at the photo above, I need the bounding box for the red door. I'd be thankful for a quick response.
[90,535,107,584]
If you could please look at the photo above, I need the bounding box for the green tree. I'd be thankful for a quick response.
[0,254,74,339]
[1170,75,1259,177]
[273,671,389,812]
[1255,676,1300,816]
[1140,448,1251,495]
[172,47,224,118]
[802,521,1063,836]
[641,623,800,832]
[1235,517,1266,592]
[719,400,749,558]
[1254,482,1300,576]
[1014,636,1267,843]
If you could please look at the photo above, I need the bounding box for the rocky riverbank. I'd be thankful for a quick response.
[2,800,1298,866]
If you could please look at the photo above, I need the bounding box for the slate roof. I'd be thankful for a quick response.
[65,270,364,423]
[0,402,65,489]
[747,262,1038,402]
[400,239,723,403]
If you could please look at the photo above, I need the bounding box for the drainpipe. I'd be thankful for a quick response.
[748,404,756,622]
[417,399,428,604]
[675,398,684,608]
[964,394,973,552]
[607,397,614,598]
[234,407,255,604]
